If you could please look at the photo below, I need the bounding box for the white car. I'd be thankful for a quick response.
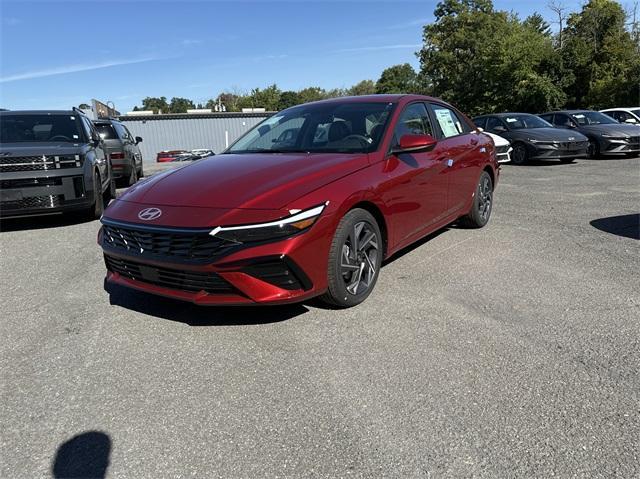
[600,108,640,125]
[483,131,513,163]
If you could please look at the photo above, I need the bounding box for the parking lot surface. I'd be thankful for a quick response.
[1,157,639,478]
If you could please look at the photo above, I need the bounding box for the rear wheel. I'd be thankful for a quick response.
[127,162,138,186]
[511,143,528,165]
[460,171,493,229]
[320,209,382,308]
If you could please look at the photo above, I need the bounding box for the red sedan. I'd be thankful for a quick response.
[99,95,498,307]
[156,150,188,162]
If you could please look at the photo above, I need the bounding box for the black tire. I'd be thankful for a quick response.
[127,162,138,186]
[559,158,575,163]
[81,171,104,221]
[588,139,600,158]
[459,171,493,229]
[511,143,528,165]
[320,208,383,308]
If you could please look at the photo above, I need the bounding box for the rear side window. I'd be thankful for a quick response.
[95,123,118,140]
[539,114,554,124]
[431,104,466,138]
[113,123,130,141]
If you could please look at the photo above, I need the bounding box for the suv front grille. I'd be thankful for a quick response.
[101,221,235,263]
[1,195,62,210]
[0,155,82,172]
[104,255,235,294]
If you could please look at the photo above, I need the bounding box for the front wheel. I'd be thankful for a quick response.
[511,143,528,165]
[588,140,600,158]
[460,171,493,229]
[320,209,382,308]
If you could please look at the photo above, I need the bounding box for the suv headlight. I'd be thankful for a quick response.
[210,203,327,243]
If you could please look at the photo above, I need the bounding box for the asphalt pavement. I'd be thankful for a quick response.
[1,156,639,478]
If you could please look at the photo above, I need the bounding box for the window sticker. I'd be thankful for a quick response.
[506,118,518,123]
[70,116,75,120]
[574,114,585,119]
[434,109,460,137]
[73,135,79,139]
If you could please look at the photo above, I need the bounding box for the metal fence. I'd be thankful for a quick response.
[119,112,272,163]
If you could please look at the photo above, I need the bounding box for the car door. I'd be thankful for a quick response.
[384,102,448,245]
[113,122,136,170]
[429,103,480,215]
[123,125,143,169]
[81,116,108,184]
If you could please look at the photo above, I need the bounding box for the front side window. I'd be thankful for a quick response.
[113,123,131,141]
[0,114,84,143]
[431,105,466,138]
[227,101,395,154]
[554,114,574,128]
[570,111,618,126]
[486,117,507,132]
[394,103,433,142]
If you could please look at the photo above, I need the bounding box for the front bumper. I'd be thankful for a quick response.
[100,213,335,305]
[599,137,640,156]
[529,142,588,160]
[0,168,92,217]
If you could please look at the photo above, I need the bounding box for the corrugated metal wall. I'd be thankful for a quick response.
[119,113,270,163]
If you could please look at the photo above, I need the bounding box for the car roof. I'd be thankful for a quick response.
[0,109,77,116]
[474,112,537,119]
[93,118,120,124]
[543,110,596,115]
[299,94,445,107]
[601,107,640,111]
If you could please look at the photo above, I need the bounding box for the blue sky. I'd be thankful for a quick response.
[1,0,586,112]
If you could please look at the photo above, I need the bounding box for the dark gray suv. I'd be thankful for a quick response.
[93,118,143,185]
[0,109,115,219]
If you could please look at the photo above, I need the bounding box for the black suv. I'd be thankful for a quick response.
[93,118,143,186]
[0,109,115,219]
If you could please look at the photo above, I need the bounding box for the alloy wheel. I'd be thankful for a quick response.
[478,175,493,221]
[340,221,380,296]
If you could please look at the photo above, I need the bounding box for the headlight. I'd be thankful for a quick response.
[601,134,629,140]
[209,203,327,243]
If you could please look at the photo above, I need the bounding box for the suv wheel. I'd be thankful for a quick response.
[320,208,382,308]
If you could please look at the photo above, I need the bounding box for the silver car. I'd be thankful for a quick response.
[93,119,143,186]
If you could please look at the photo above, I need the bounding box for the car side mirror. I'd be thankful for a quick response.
[624,118,638,124]
[135,136,143,144]
[493,125,507,133]
[392,134,437,154]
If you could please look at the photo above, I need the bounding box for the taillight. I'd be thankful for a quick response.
[110,152,125,160]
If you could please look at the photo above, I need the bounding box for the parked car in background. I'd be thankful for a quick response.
[93,118,143,186]
[473,113,588,165]
[171,152,201,162]
[156,150,188,162]
[0,109,115,219]
[99,95,498,308]
[483,131,512,163]
[600,107,640,125]
[191,149,215,158]
[540,110,640,158]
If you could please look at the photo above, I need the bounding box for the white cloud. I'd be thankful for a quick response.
[181,39,203,46]
[337,43,422,53]
[0,57,159,83]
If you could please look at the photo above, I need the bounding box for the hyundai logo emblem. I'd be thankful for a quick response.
[138,207,162,221]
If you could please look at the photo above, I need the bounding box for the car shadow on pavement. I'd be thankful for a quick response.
[52,431,111,479]
[0,213,96,232]
[590,213,639,240]
[105,281,309,326]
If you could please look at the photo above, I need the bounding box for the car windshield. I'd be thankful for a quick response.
[0,114,84,143]
[502,114,551,130]
[227,101,395,154]
[631,109,640,117]
[571,111,618,126]
[95,123,118,140]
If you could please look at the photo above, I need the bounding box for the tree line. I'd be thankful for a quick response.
[131,0,639,117]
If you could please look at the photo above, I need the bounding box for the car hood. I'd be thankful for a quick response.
[579,124,640,136]
[0,142,86,155]
[511,128,588,141]
[118,152,369,210]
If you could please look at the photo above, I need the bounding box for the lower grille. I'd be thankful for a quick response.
[104,255,235,294]
[0,177,63,189]
[1,195,62,210]
[242,259,305,290]
[495,145,510,155]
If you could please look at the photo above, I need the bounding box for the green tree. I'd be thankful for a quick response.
[348,80,377,96]
[168,97,195,113]
[418,0,566,115]
[278,91,300,110]
[562,0,640,107]
[296,87,326,104]
[376,64,418,94]
[141,96,169,114]
[523,12,551,36]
